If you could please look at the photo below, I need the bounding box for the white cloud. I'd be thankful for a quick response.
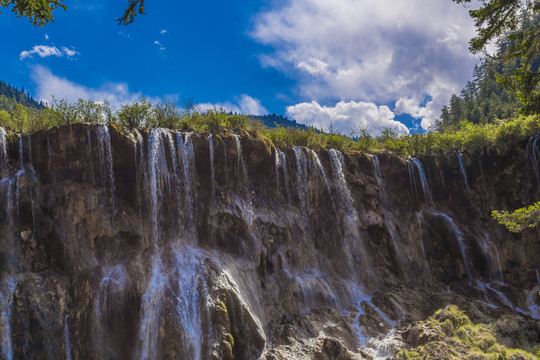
[286,100,408,136]
[251,0,478,130]
[154,40,165,51]
[199,95,268,115]
[61,47,79,58]
[45,34,49,40]
[20,45,61,60]
[31,65,141,109]
[160,29,167,34]
[20,45,79,60]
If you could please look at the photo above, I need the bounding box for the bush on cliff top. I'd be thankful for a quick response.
[0,97,539,156]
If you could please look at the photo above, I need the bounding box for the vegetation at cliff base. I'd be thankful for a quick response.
[397,305,540,360]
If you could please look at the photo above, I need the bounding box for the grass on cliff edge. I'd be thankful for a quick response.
[1,97,539,156]
[396,305,540,360]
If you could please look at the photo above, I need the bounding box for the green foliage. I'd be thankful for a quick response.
[0,0,66,27]
[451,0,540,115]
[492,202,540,232]
[150,97,181,129]
[0,80,45,109]
[178,108,251,132]
[0,93,538,161]
[397,305,539,360]
[117,0,145,25]
[436,59,522,132]
[117,98,153,127]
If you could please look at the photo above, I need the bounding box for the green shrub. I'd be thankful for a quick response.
[492,202,540,233]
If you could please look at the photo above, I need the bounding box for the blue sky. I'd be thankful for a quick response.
[1,0,479,135]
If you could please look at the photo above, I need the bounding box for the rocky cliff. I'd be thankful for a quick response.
[0,124,538,359]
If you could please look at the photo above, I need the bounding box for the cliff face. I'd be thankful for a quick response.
[0,124,538,360]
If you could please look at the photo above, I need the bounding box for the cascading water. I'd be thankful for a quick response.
[0,127,7,176]
[291,270,341,310]
[96,125,116,208]
[177,132,196,239]
[0,277,16,360]
[172,248,205,360]
[434,213,473,278]
[18,135,23,170]
[478,234,503,282]
[406,160,418,200]
[456,151,472,203]
[209,134,215,196]
[275,148,291,203]
[293,146,309,210]
[147,129,164,243]
[137,258,167,360]
[64,315,72,360]
[233,133,248,186]
[311,150,338,215]
[411,158,433,206]
[94,266,127,323]
[369,154,407,274]
[328,149,361,239]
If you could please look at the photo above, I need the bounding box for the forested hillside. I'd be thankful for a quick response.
[0,80,46,110]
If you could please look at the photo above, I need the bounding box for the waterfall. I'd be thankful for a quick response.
[233,133,248,185]
[94,266,127,324]
[0,127,7,177]
[173,248,205,360]
[209,134,215,196]
[275,148,291,202]
[368,154,383,187]
[527,135,539,187]
[434,213,472,278]
[293,146,309,209]
[137,258,167,360]
[85,128,96,183]
[7,170,24,231]
[328,149,360,238]
[148,129,164,243]
[96,125,115,209]
[18,135,23,170]
[527,285,540,320]
[456,151,472,202]
[64,315,72,360]
[177,132,196,240]
[311,150,333,196]
[478,234,503,282]
[411,158,433,206]
[0,278,16,360]
[406,160,418,200]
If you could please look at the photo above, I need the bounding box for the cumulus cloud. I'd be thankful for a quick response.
[160,29,167,34]
[251,0,478,130]
[20,45,79,60]
[198,95,268,115]
[31,65,141,108]
[286,101,408,136]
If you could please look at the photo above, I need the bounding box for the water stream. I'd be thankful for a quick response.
[456,151,472,203]
[0,127,7,177]
[137,258,167,360]
[411,158,433,206]
[209,134,215,196]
